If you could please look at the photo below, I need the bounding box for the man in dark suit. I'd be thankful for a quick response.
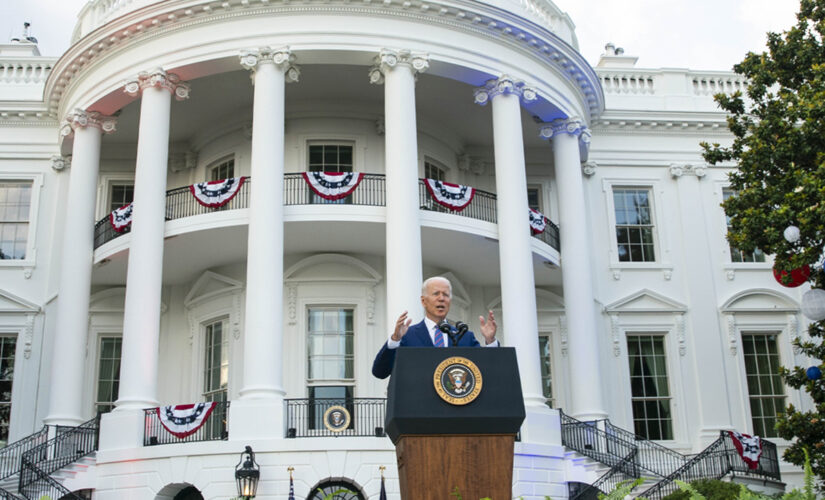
[372,276,498,379]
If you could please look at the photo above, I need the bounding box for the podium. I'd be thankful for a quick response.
[385,347,525,500]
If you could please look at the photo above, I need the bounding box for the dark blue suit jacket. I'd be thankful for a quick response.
[371,320,482,379]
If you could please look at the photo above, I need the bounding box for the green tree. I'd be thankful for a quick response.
[701,0,825,488]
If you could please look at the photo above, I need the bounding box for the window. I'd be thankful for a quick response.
[627,335,673,440]
[613,187,656,262]
[203,319,228,403]
[0,336,14,443]
[424,160,446,181]
[307,308,354,430]
[109,184,134,213]
[742,333,785,437]
[527,186,543,212]
[210,159,235,181]
[95,337,121,414]
[538,335,554,408]
[723,190,765,263]
[0,181,32,260]
[308,144,353,173]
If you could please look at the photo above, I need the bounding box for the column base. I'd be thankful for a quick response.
[229,397,284,440]
[98,410,145,451]
[519,404,561,445]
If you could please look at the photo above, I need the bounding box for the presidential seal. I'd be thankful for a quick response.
[433,356,483,405]
[323,405,351,432]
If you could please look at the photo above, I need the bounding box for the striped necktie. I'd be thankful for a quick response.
[433,324,445,347]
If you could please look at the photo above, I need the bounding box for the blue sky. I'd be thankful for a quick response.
[0,0,800,71]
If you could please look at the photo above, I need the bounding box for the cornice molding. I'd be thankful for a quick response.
[45,0,603,121]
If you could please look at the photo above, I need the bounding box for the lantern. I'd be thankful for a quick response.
[773,264,810,288]
[806,366,822,381]
[235,446,260,499]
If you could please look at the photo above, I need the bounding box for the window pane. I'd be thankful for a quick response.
[613,188,656,262]
[742,333,785,437]
[538,336,553,407]
[307,308,355,410]
[0,182,32,260]
[627,335,672,439]
[96,337,121,414]
[203,320,229,400]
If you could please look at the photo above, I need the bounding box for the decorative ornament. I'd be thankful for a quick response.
[157,402,217,438]
[727,431,762,470]
[806,366,822,381]
[529,208,547,235]
[784,225,801,243]
[109,203,133,233]
[423,179,475,212]
[801,289,825,321]
[302,172,363,200]
[190,177,246,207]
[773,264,810,288]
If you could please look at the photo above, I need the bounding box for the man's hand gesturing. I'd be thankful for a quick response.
[392,310,413,341]
[479,309,497,344]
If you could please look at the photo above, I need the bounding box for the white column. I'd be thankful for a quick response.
[370,49,428,324]
[474,77,545,408]
[45,111,116,426]
[540,118,607,421]
[231,48,298,440]
[116,69,190,411]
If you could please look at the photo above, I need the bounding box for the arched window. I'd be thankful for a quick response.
[306,479,365,500]
[173,486,204,500]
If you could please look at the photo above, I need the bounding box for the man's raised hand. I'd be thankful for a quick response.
[391,310,413,341]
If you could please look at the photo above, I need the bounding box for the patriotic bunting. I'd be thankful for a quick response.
[288,469,295,500]
[302,172,363,200]
[190,177,246,208]
[424,179,475,212]
[529,208,547,234]
[110,203,133,233]
[728,431,762,470]
[157,402,217,438]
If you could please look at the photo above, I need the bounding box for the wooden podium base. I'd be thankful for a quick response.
[396,434,515,500]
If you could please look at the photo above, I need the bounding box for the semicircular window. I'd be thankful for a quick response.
[306,479,365,500]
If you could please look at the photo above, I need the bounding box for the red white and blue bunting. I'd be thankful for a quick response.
[190,177,246,208]
[424,179,475,212]
[109,203,133,233]
[157,402,217,438]
[529,208,547,235]
[728,431,762,470]
[302,172,363,200]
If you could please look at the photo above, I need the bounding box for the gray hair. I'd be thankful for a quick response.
[421,276,452,297]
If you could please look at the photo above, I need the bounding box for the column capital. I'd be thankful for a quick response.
[473,75,537,106]
[669,163,707,179]
[368,49,429,85]
[539,117,591,160]
[51,155,71,172]
[124,68,191,100]
[60,109,117,137]
[239,47,300,82]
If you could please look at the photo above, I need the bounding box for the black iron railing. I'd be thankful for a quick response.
[19,415,99,500]
[636,431,781,500]
[570,449,640,500]
[144,401,230,446]
[285,398,386,438]
[0,487,23,500]
[0,425,48,481]
[604,420,687,479]
[560,412,637,470]
[92,175,561,253]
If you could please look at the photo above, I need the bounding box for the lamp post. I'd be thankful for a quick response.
[235,445,260,499]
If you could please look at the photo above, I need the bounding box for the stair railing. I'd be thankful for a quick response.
[603,420,688,477]
[560,411,637,469]
[18,416,99,500]
[0,487,24,499]
[570,448,640,500]
[0,426,48,481]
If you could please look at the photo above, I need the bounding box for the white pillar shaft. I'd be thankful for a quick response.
[117,86,172,410]
[384,64,423,323]
[241,62,286,399]
[45,126,103,425]
[552,131,606,420]
[490,93,544,406]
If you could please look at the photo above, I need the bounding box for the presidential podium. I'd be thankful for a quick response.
[385,347,525,500]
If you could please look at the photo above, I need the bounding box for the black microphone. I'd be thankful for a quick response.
[438,321,452,335]
[454,321,468,344]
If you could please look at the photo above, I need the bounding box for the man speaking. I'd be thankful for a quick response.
[372,276,498,379]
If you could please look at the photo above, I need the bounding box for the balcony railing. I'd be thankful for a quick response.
[285,398,386,438]
[143,401,230,446]
[92,174,561,253]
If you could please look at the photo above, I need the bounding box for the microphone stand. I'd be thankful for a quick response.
[438,321,468,346]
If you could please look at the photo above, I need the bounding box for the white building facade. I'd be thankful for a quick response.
[0,0,811,498]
